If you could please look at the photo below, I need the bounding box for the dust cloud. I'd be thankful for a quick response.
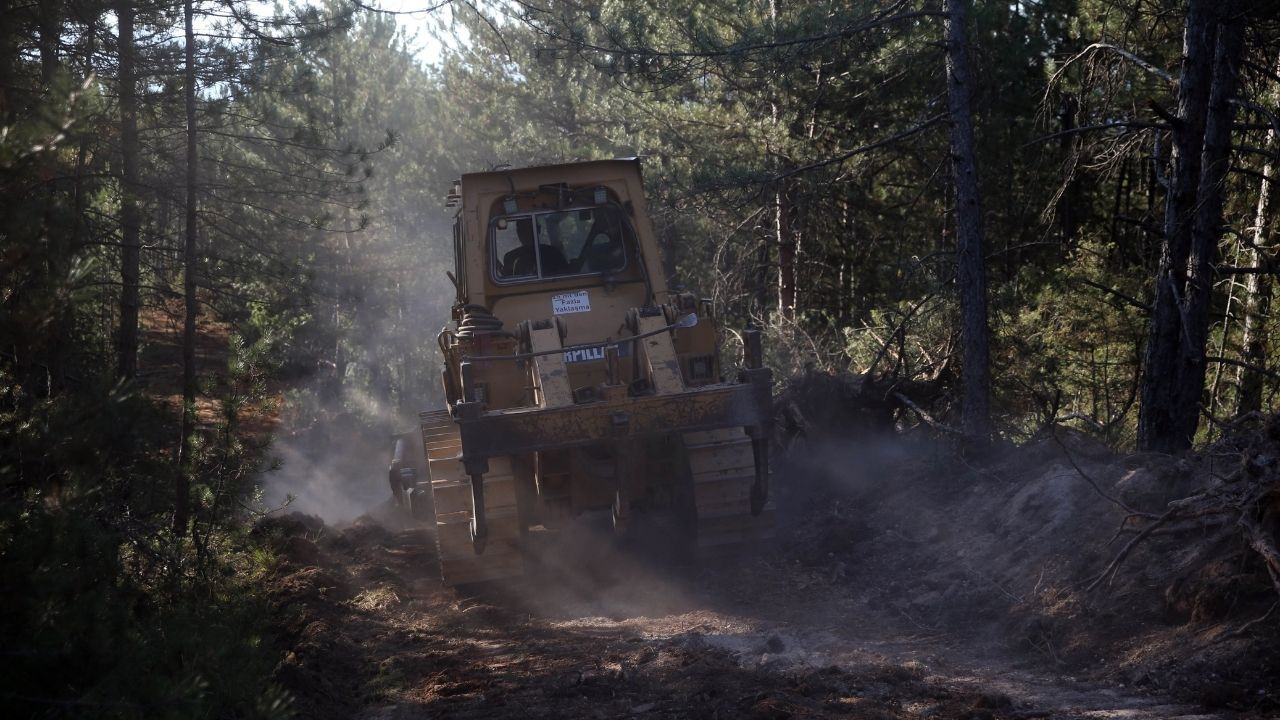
[511,514,706,621]
[258,409,402,525]
[254,207,455,525]
[255,319,449,527]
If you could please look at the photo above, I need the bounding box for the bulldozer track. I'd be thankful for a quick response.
[420,410,525,586]
[683,428,775,552]
[417,412,770,580]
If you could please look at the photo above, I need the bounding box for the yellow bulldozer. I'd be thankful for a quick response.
[389,159,774,586]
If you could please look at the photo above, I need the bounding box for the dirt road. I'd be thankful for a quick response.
[266,513,1237,720]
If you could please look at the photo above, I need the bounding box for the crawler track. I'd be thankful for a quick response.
[418,412,774,581]
[683,428,775,552]
[420,410,525,586]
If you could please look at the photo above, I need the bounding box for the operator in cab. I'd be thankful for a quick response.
[501,218,569,278]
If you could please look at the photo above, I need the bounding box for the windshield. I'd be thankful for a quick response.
[492,205,628,282]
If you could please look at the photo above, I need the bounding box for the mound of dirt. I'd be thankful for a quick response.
[778,408,1280,716]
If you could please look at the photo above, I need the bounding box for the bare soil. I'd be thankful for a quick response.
[258,497,1260,719]
[257,374,1279,719]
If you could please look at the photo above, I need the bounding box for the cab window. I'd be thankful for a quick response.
[492,206,629,283]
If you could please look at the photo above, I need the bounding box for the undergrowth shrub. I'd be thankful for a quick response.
[0,347,290,718]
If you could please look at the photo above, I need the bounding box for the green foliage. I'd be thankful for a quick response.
[0,70,292,709]
[0,368,289,718]
[454,0,1280,441]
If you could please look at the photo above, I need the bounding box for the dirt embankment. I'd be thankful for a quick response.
[780,372,1280,715]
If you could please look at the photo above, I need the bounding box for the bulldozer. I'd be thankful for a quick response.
[389,158,774,586]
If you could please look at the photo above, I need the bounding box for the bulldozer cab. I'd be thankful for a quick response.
[449,160,667,344]
[441,159,715,408]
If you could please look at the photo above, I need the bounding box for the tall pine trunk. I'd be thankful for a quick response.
[776,184,796,318]
[1236,54,1280,416]
[754,230,771,321]
[37,0,66,395]
[1138,0,1243,452]
[176,0,198,535]
[944,0,993,440]
[0,0,14,124]
[1138,0,1214,452]
[116,0,141,381]
[759,0,782,325]
[1181,11,1244,427]
[37,0,60,87]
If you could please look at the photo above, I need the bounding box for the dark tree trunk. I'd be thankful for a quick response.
[176,0,198,535]
[754,228,771,321]
[1138,0,1215,452]
[1180,11,1244,428]
[117,0,141,381]
[1109,156,1129,253]
[757,0,780,326]
[37,0,60,86]
[944,0,993,440]
[1058,93,1080,246]
[36,0,66,396]
[0,0,14,124]
[1138,0,1243,452]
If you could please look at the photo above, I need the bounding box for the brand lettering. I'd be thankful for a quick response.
[562,343,630,364]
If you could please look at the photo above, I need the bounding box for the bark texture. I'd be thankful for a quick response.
[176,0,198,534]
[1236,54,1280,416]
[776,184,796,319]
[944,0,993,440]
[1138,0,1243,452]
[116,0,141,381]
